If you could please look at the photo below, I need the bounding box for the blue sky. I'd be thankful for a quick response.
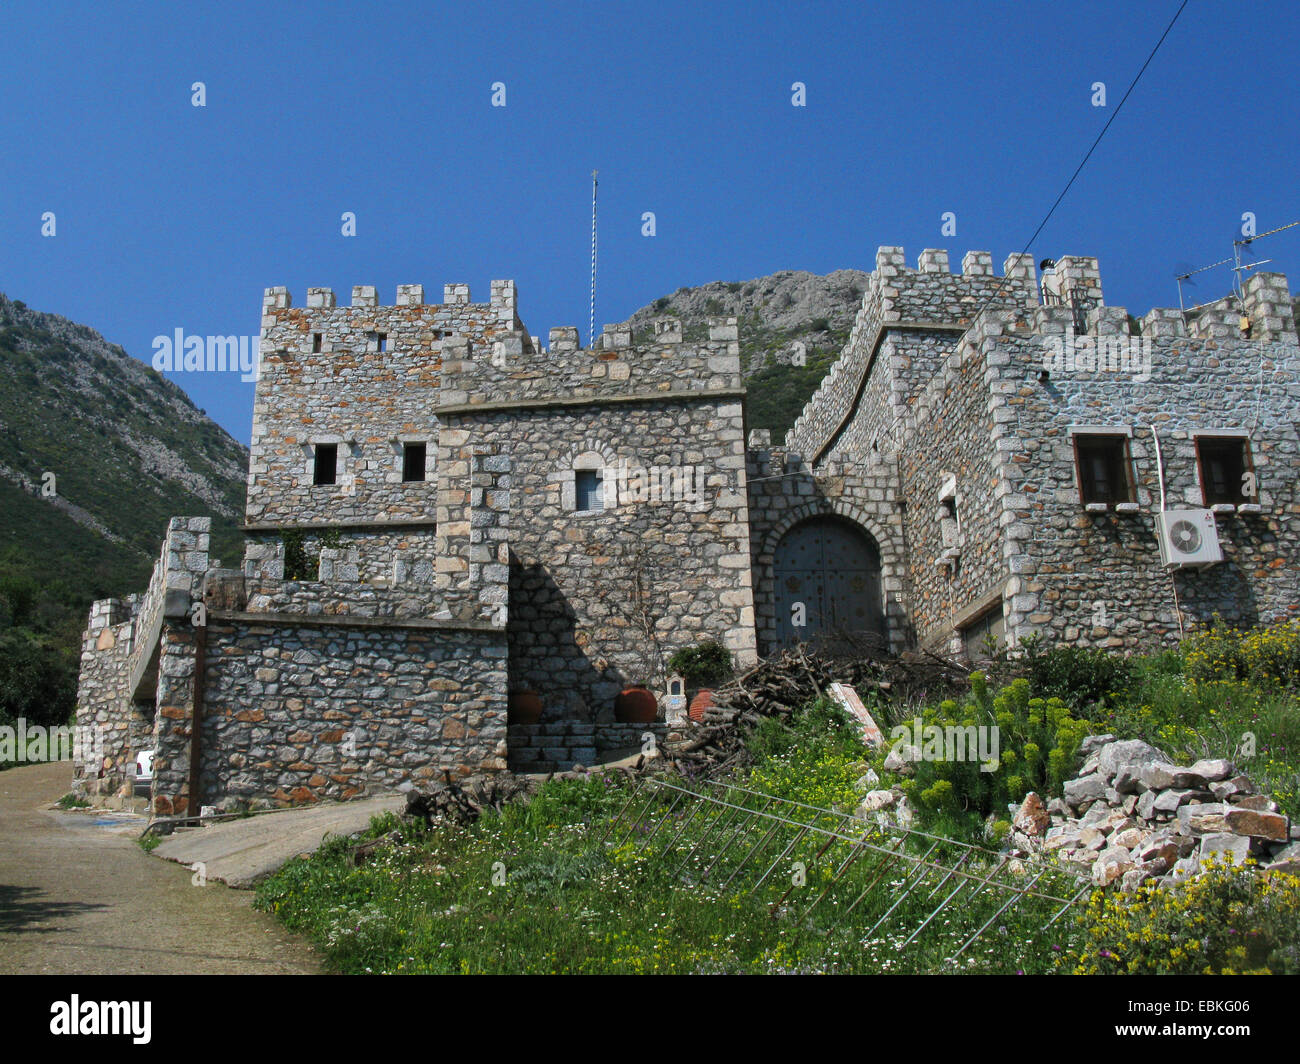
[2,0,1297,445]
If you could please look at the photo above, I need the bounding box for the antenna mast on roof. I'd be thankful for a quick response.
[590,170,599,349]
[1230,219,1299,302]
[1174,218,1298,310]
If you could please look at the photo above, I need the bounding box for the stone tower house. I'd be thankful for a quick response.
[73,251,1299,812]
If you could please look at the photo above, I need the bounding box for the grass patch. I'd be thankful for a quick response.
[255,701,1084,974]
[254,621,1300,974]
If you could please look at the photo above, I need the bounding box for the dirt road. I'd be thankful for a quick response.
[0,760,320,974]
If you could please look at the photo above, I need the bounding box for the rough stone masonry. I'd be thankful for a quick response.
[74,251,1298,812]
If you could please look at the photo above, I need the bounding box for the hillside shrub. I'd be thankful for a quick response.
[666,640,733,688]
[1183,617,1300,690]
[0,630,76,729]
[1018,634,1134,713]
[1066,859,1300,974]
[898,674,1089,819]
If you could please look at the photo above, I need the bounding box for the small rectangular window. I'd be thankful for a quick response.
[1197,436,1252,506]
[312,333,322,353]
[575,469,603,511]
[376,332,388,352]
[402,442,427,483]
[313,443,338,486]
[1073,434,1133,505]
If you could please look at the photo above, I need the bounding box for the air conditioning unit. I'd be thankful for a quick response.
[1155,509,1223,568]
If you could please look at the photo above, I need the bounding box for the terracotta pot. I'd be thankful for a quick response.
[688,688,715,723]
[615,686,658,723]
[508,690,543,725]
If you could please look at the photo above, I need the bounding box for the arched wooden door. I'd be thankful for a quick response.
[773,517,885,650]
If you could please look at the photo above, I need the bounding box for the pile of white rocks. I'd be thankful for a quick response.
[1007,735,1300,890]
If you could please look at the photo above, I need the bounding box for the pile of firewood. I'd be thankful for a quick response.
[663,646,970,778]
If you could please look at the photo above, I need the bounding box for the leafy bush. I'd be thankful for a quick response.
[281,529,315,581]
[508,849,606,898]
[0,630,76,729]
[1067,859,1300,974]
[1018,634,1134,713]
[498,774,631,837]
[1183,617,1300,691]
[745,698,864,810]
[667,640,733,688]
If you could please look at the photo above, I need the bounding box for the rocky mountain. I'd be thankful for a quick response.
[0,293,248,639]
[625,269,870,443]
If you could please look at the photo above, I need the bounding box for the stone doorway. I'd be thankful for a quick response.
[772,516,885,650]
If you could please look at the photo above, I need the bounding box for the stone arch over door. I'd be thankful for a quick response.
[753,499,909,657]
[771,516,884,652]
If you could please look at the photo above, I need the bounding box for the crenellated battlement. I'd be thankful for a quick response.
[787,246,1043,459]
[438,315,744,408]
[874,246,1039,283]
[259,280,529,361]
[1087,271,1297,343]
[263,280,519,314]
[866,246,1044,327]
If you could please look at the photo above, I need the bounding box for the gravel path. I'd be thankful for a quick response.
[0,761,320,974]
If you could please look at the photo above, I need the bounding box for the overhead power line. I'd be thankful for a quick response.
[945,0,1191,353]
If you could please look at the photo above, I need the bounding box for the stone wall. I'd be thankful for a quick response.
[744,443,910,656]
[437,316,755,724]
[986,286,1300,649]
[72,598,136,804]
[784,277,882,461]
[893,331,1010,645]
[191,617,507,809]
[821,328,970,465]
[73,518,211,804]
[247,281,529,530]
[786,247,1038,463]
[447,410,754,719]
[507,721,672,773]
[144,446,513,815]
[240,449,509,625]
[243,527,439,586]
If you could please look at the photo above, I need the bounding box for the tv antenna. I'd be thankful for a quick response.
[1175,218,1298,310]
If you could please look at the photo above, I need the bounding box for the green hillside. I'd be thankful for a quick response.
[624,270,867,443]
[0,293,248,738]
